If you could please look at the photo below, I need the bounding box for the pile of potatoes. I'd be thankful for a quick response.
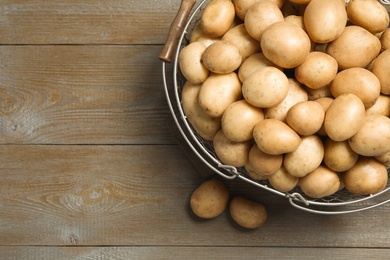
[179,0,390,199]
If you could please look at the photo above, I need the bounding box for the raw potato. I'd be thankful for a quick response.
[303,0,347,43]
[344,157,388,195]
[371,50,390,95]
[268,166,299,192]
[238,53,282,83]
[323,138,359,172]
[365,95,390,117]
[200,0,235,38]
[380,28,390,51]
[306,85,332,101]
[253,119,301,155]
[198,72,242,118]
[314,97,334,136]
[346,0,389,34]
[242,66,289,108]
[179,42,209,84]
[285,101,325,136]
[330,67,381,109]
[245,162,269,181]
[181,81,221,141]
[202,41,242,74]
[248,144,283,176]
[285,15,305,30]
[326,25,381,70]
[376,152,390,169]
[283,135,324,178]
[213,129,251,167]
[348,115,390,157]
[233,0,285,21]
[324,94,366,141]
[221,99,264,142]
[190,179,229,219]
[299,165,341,199]
[261,21,311,68]
[190,22,221,47]
[229,196,267,229]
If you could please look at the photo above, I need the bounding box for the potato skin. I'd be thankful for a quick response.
[229,196,267,229]
[190,179,229,219]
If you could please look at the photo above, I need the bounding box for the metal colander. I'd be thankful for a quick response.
[160,0,390,214]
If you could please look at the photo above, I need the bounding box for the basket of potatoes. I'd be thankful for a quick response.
[160,0,390,214]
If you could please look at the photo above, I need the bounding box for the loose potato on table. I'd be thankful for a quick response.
[229,196,267,229]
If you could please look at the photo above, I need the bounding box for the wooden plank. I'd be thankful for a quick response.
[0,45,176,144]
[1,145,390,248]
[0,0,183,44]
[1,246,390,260]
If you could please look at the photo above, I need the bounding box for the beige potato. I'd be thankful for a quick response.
[253,119,302,155]
[327,25,381,70]
[178,42,209,84]
[202,41,242,74]
[303,0,347,43]
[242,66,289,108]
[343,157,388,195]
[213,130,251,167]
[330,68,381,109]
[371,50,390,95]
[245,162,269,181]
[324,94,366,141]
[181,81,221,141]
[190,22,221,47]
[268,166,299,192]
[247,144,283,176]
[238,53,282,83]
[295,51,338,89]
[375,151,390,169]
[283,135,324,178]
[346,0,389,34]
[285,101,325,136]
[299,165,341,199]
[365,95,390,117]
[323,138,359,172]
[190,179,229,219]
[199,72,242,118]
[221,99,264,142]
[306,85,332,101]
[349,115,390,157]
[200,0,236,38]
[222,24,261,61]
[314,97,334,136]
[285,15,305,30]
[264,78,308,122]
[380,28,390,51]
[229,196,267,229]
[261,21,311,68]
[233,0,285,20]
[244,0,284,41]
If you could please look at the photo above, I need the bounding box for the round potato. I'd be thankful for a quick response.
[314,97,334,136]
[248,144,283,176]
[238,53,282,83]
[202,41,242,74]
[201,0,236,38]
[371,50,390,95]
[190,22,221,47]
[233,0,285,21]
[268,166,299,192]
[179,42,209,84]
[190,179,229,219]
[323,138,359,172]
[285,101,325,136]
[229,196,267,229]
[375,151,390,169]
[343,157,388,195]
[365,95,390,117]
[380,28,390,52]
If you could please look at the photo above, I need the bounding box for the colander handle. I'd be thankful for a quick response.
[159,0,197,63]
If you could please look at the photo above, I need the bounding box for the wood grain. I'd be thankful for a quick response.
[0,45,175,144]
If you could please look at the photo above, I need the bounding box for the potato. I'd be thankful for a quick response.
[242,66,289,108]
[213,129,251,167]
[181,81,221,141]
[295,51,338,90]
[190,179,229,219]
[222,24,261,61]
[349,115,390,157]
[229,196,267,229]
[199,72,242,117]
[299,165,341,199]
[380,28,390,51]
[244,0,284,41]
[346,0,389,34]
[371,50,390,95]
[343,157,388,195]
[365,95,390,117]
[233,0,285,21]
[247,144,283,176]
[305,85,332,101]
[314,97,334,136]
[265,78,308,122]
[285,101,325,136]
[221,99,264,142]
[178,42,209,84]
[326,25,381,70]
[200,0,236,38]
[261,21,311,68]
[375,151,390,169]
[303,0,347,43]
[238,53,282,83]
[323,138,359,172]
[202,41,242,74]
[253,119,302,155]
[245,162,269,181]
[324,93,366,141]
[283,135,324,178]
[268,166,299,192]
[330,68,381,109]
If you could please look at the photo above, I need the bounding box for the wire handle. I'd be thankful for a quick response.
[159,0,197,63]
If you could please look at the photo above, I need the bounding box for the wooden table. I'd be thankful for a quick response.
[1,1,390,259]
